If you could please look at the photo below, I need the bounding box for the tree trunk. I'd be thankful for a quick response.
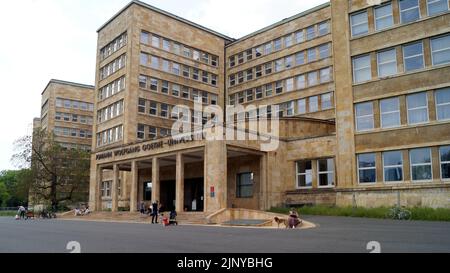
[50,174,58,212]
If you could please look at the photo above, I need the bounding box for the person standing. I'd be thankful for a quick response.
[18,206,26,220]
[151,201,159,224]
[140,201,145,215]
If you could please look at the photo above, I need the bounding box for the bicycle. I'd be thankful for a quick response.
[386,206,412,220]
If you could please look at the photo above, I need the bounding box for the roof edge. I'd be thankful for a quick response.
[227,2,331,47]
[97,0,235,42]
[41,79,95,95]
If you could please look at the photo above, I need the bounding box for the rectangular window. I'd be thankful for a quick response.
[407,92,429,124]
[307,48,317,62]
[286,78,294,92]
[351,11,369,37]
[297,161,312,188]
[403,41,424,72]
[149,127,157,140]
[246,89,253,102]
[353,55,372,83]
[229,94,236,106]
[211,56,218,66]
[265,84,273,97]
[319,44,330,59]
[440,146,450,180]
[318,21,329,36]
[229,75,236,86]
[149,101,157,116]
[246,49,253,61]
[356,102,374,131]
[238,53,244,64]
[193,50,200,61]
[140,31,149,44]
[275,81,283,94]
[140,53,148,66]
[255,66,262,78]
[172,43,181,55]
[298,99,306,114]
[318,158,335,187]
[172,63,180,75]
[201,52,210,64]
[309,96,319,112]
[137,124,145,139]
[306,26,316,40]
[264,42,272,55]
[431,34,450,66]
[377,49,397,77]
[321,93,333,110]
[275,59,284,72]
[161,81,169,94]
[160,128,169,138]
[296,51,305,66]
[139,75,147,89]
[255,46,263,57]
[211,75,217,86]
[399,0,420,23]
[286,101,295,116]
[211,94,218,105]
[150,78,158,91]
[193,69,199,80]
[138,98,146,113]
[162,39,171,51]
[383,151,404,182]
[296,30,304,43]
[427,0,449,16]
[160,104,169,118]
[284,35,293,47]
[255,87,263,99]
[151,35,160,47]
[274,38,282,51]
[238,92,245,104]
[202,72,209,84]
[436,88,450,120]
[358,153,377,183]
[151,56,159,69]
[308,71,318,86]
[183,46,191,58]
[229,56,235,67]
[182,66,190,78]
[297,75,306,89]
[246,69,253,81]
[162,59,170,72]
[236,173,254,198]
[375,3,394,30]
[238,72,244,84]
[380,97,401,128]
[265,63,272,74]
[172,84,180,97]
[410,148,433,181]
[320,67,331,83]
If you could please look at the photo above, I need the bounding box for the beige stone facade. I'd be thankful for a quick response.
[89,0,450,213]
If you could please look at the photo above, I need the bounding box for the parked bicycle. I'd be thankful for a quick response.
[386,206,412,220]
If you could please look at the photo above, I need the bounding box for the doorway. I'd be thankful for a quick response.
[184,178,204,212]
[160,180,176,212]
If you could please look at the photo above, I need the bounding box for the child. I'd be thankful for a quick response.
[161,214,169,227]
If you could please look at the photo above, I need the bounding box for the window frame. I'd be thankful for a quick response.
[427,0,450,16]
[357,153,377,184]
[410,148,433,182]
[317,158,335,188]
[236,172,254,198]
[377,48,398,78]
[439,145,450,181]
[296,161,313,189]
[431,34,450,66]
[399,0,421,24]
[402,41,425,72]
[350,10,369,37]
[355,102,375,132]
[435,88,450,121]
[374,3,394,31]
[380,97,401,128]
[407,92,429,125]
[383,151,404,183]
[352,54,372,83]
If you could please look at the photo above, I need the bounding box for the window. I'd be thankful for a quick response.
[160,128,170,137]
[255,66,262,78]
[286,78,294,92]
[183,46,191,58]
[274,38,282,51]
[296,161,312,188]
[162,59,170,72]
[309,96,319,112]
[193,50,200,61]
[211,94,218,105]
[383,151,403,182]
[137,124,145,139]
[296,51,305,66]
[161,81,169,94]
[229,75,236,86]
[431,34,450,66]
[399,0,420,23]
[151,56,159,69]
[351,11,369,37]
[151,35,160,47]
[403,41,424,72]
[298,99,306,114]
[265,63,272,74]
[275,59,284,72]
[255,46,263,57]
[140,31,149,44]
[306,26,316,40]
[172,43,181,55]
[275,81,283,94]
[238,72,244,84]
[139,75,147,88]
[318,158,335,187]
[138,98,146,113]
[355,102,374,131]
[236,173,254,198]
[319,44,330,59]
[375,3,394,30]
[307,48,317,62]
[308,71,318,86]
[160,104,169,118]
[285,56,293,69]
[286,101,295,116]
[297,75,306,90]
[212,56,218,66]
[380,97,401,128]
[238,92,244,104]
[238,53,244,64]
[150,78,158,91]
[255,87,263,99]
[193,69,199,80]
[410,148,433,181]
[56,98,63,107]
[149,101,157,116]
[202,52,210,64]
[320,67,331,83]
[440,146,450,180]
[295,30,304,44]
[436,88,450,120]
[427,0,449,16]
[407,92,429,124]
[182,66,190,78]
[318,21,329,36]
[229,94,236,106]
[377,49,397,77]
[353,55,372,83]
[321,93,333,110]
[246,69,253,81]
[284,35,293,47]
[172,63,180,75]
[172,84,180,97]
[264,42,272,55]
[149,127,157,140]
[246,89,253,102]
[101,181,112,197]
[211,75,217,86]
[265,83,273,97]
[162,39,170,51]
[139,53,148,66]
[202,72,209,84]
[229,56,235,67]
[358,153,377,183]
[246,49,253,61]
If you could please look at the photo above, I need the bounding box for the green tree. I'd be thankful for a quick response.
[12,129,90,211]
[0,182,9,207]
[0,169,30,207]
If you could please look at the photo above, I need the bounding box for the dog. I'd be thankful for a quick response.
[274,217,288,228]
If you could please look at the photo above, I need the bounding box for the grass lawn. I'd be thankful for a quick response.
[0,211,17,217]
[269,206,450,222]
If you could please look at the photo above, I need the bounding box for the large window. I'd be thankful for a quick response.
[383,151,404,182]
[353,55,372,83]
[318,158,335,187]
[321,93,333,110]
[236,173,254,198]
[427,0,449,16]
[309,96,319,112]
[407,92,429,124]
[377,49,397,77]
[440,146,450,180]
[436,88,450,120]
[380,97,401,128]
[319,44,330,59]
[306,26,316,40]
[403,41,424,72]
[431,34,450,66]
[101,181,112,198]
[399,0,420,23]
[298,99,306,114]
[351,11,369,37]
[410,148,433,181]
[296,161,312,188]
[358,153,377,183]
[137,124,145,139]
[355,102,374,131]
[375,3,394,30]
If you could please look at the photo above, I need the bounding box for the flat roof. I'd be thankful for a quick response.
[41,79,94,95]
[97,0,235,41]
[228,2,331,47]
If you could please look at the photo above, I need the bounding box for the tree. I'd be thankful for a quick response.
[0,182,9,207]
[0,169,31,207]
[12,129,90,211]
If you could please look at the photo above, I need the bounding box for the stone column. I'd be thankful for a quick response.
[95,165,103,211]
[204,141,227,213]
[130,161,139,212]
[111,164,119,212]
[152,157,160,203]
[175,153,185,212]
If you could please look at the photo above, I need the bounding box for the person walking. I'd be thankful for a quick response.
[151,201,159,224]
[18,206,26,220]
[139,201,145,215]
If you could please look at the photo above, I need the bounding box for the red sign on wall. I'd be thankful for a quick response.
[210,186,215,198]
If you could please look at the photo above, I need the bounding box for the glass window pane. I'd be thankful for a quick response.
[410,148,431,164]
[412,165,432,180]
[359,169,376,183]
[309,96,319,112]
[384,151,403,166]
[375,3,394,30]
[380,97,400,128]
[427,0,449,16]
[385,167,404,181]
[351,11,369,36]
[399,0,420,23]
[407,92,428,124]
[359,153,376,168]
[436,88,450,120]
[353,55,372,83]
[431,35,450,66]
[378,49,397,77]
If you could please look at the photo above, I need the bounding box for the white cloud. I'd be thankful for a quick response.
[0,0,328,170]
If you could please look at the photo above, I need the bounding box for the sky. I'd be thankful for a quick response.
[0,0,329,171]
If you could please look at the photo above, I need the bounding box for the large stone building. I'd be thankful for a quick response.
[89,0,450,213]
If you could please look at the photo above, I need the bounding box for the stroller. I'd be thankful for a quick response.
[169,210,178,226]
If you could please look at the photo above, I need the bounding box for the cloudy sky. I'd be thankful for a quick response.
[0,0,329,171]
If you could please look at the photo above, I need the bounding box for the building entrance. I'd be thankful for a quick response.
[160,180,176,212]
[184,178,204,212]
